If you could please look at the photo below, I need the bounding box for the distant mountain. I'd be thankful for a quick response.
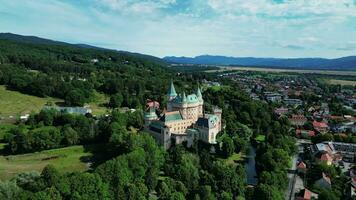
[164,55,356,71]
[0,33,166,65]
[0,33,71,46]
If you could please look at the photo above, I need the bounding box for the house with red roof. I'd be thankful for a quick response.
[297,161,307,174]
[290,115,307,126]
[313,121,329,133]
[296,129,315,138]
[314,173,331,189]
[296,188,311,200]
[318,153,333,165]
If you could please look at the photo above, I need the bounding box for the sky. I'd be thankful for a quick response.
[1,0,356,58]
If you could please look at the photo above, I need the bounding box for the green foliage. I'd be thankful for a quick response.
[221,136,235,158]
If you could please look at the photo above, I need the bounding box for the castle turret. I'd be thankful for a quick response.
[196,85,202,101]
[182,92,187,103]
[167,80,177,101]
[144,107,158,126]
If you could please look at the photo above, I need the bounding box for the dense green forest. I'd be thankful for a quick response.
[0,37,295,200]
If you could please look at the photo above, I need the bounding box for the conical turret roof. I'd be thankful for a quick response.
[167,80,177,98]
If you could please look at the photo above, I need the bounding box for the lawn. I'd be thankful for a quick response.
[0,145,94,180]
[224,152,243,165]
[88,91,110,116]
[254,135,266,143]
[0,85,62,118]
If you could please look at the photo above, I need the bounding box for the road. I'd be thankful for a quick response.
[285,139,307,200]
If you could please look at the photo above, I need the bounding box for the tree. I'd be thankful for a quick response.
[199,185,216,200]
[254,184,283,200]
[62,126,79,145]
[0,180,22,200]
[221,136,234,158]
[109,93,123,108]
[318,189,338,200]
[65,89,86,106]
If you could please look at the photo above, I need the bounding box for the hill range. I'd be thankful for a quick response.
[1,33,356,71]
[164,55,356,71]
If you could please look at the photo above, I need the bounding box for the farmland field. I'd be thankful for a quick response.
[0,145,94,180]
[327,79,356,86]
[205,66,356,76]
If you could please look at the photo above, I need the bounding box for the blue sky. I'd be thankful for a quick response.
[1,0,356,58]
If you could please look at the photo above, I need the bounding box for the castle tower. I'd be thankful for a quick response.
[196,84,204,116]
[167,80,177,111]
[144,107,158,126]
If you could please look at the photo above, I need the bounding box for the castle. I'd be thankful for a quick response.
[144,81,222,149]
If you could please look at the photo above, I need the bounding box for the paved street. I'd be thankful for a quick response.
[285,139,306,200]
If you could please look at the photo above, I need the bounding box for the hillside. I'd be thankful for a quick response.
[0,33,173,109]
[164,55,356,71]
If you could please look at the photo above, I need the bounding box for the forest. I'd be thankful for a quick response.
[0,37,295,200]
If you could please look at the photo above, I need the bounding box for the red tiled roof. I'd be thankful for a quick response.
[308,131,315,137]
[303,188,311,199]
[146,100,160,109]
[320,153,332,162]
[313,121,328,128]
[297,161,307,169]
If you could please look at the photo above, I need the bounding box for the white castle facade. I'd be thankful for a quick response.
[144,81,222,149]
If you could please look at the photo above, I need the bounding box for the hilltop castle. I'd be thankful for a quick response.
[144,81,222,149]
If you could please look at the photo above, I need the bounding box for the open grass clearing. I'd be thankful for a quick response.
[0,145,95,181]
[88,91,110,116]
[0,85,62,118]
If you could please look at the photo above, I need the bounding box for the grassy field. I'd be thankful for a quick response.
[0,85,110,119]
[327,79,356,86]
[88,91,110,116]
[0,85,62,118]
[254,135,266,143]
[205,66,356,76]
[0,145,93,180]
[224,152,243,165]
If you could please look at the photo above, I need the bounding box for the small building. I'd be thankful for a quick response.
[318,153,333,166]
[275,107,289,116]
[314,173,331,189]
[313,121,329,133]
[284,98,303,107]
[296,188,311,200]
[297,161,307,174]
[290,115,308,126]
[43,106,92,115]
[146,99,160,110]
[296,129,315,139]
[265,92,282,102]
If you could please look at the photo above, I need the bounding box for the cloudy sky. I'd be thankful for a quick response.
[1,0,356,58]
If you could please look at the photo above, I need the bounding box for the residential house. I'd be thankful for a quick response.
[313,121,329,133]
[275,107,289,116]
[264,92,282,102]
[297,161,307,174]
[296,188,311,200]
[284,98,303,107]
[314,173,331,189]
[296,129,315,139]
[290,115,308,126]
[318,152,333,165]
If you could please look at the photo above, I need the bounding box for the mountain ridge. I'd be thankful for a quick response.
[164,55,356,71]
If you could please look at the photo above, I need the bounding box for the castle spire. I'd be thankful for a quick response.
[182,91,187,103]
[167,79,177,100]
[196,83,202,99]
